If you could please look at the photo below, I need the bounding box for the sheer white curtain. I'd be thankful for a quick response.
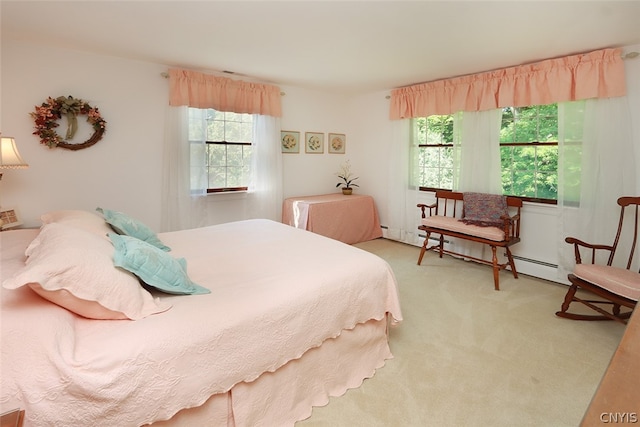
[161,106,207,232]
[247,114,283,222]
[161,109,283,231]
[450,109,503,259]
[387,119,420,244]
[557,97,637,278]
[452,109,503,193]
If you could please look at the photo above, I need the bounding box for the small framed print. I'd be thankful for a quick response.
[305,132,324,154]
[328,133,346,154]
[0,207,23,230]
[281,130,300,153]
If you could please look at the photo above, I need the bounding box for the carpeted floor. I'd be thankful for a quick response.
[297,238,625,427]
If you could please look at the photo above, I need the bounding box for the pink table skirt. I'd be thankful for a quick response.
[282,193,383,244]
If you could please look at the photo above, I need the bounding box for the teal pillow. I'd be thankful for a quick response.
[97,207,170,251]
[109,233,210,295]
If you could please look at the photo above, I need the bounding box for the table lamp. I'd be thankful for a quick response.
[0,136,29,180]
[0,135,28,229]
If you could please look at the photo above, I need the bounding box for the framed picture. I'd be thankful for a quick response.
[328,133,346,154]
[0,207,22,230]
[281,130,300,153]
[305,132,324,154]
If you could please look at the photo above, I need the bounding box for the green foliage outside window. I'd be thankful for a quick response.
[415,103,563,201]
[500,104,558,200]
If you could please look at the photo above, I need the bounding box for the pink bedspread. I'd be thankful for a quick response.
[1,219,402,426]
[282,193,383,244]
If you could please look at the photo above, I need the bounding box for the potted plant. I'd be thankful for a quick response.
[336,160,359,195]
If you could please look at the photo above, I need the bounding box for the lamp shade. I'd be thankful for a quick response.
[0,137,29,169]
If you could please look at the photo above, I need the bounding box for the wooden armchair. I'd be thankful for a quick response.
[556,196,640,324]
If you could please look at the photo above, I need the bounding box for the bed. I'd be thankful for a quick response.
[0,210,402,426]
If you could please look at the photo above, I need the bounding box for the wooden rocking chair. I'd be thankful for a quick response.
[556,196,640,324]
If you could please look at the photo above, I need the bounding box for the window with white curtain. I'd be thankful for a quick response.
[188,108,253,193]
[413,103,561,203]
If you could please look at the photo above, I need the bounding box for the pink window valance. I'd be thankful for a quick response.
[168,68,282,117]
[389,48,626,120]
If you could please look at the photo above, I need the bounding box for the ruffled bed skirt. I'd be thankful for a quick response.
[149,317,392,427]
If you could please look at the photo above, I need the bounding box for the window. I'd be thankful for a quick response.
[188,108,253,193]
[499,104,558,201]
[414,104,560,202]
[413,115,454,190]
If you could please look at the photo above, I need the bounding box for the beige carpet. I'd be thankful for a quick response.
[297,238,625,427]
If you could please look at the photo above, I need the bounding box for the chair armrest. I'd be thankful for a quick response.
[564,236,615,264]
[499,214,519,239]
[417,203,436,219]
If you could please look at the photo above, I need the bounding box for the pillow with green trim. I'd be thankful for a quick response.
[109,233,210,295]
[96,207,171,251]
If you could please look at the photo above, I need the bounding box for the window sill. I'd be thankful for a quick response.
[206,190,249,201]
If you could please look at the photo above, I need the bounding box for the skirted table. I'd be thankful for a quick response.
[282,193,383,244]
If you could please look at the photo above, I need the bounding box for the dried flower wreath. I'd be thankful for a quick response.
[31,96,107,150]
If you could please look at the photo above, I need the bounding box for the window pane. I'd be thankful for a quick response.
[224,121,242,142]
[226,145,243,167]
[244,145,252,160]
[208,118,225,141]
[418,146,453,189]
[226,166,244,187]
[500,107,515,143]
[208,166,226,189]
[537,146,558,172]
[208,144,226,167]
[537,171,557,199]
[426,115,453,144]
[538,116,557,141]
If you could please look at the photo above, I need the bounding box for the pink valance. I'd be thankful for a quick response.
[390,48,626,120]
[169,68,282,117]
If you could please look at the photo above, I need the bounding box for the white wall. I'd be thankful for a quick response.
[2,39,639,284]
[279,85,352,198]
[1,40,168,230]
[0,40,352,230]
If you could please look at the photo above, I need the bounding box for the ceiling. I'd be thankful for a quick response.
[2,1,640,95]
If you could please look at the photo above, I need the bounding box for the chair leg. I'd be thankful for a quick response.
[491,246,499,291]
[505,247,518,279]
[438,235,444,258]
[557,283,578,315]
[417,231,430,265]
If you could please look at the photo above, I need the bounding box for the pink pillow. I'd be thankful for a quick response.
[2,223,171,320]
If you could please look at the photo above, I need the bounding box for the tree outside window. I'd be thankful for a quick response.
[414,103,561,202]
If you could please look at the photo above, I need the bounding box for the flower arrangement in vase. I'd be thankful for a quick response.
[335,160,359,195]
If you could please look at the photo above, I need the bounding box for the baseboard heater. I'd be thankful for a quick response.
[511,255,557,269]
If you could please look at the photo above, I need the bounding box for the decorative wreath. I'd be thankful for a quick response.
[31,96,107,150]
